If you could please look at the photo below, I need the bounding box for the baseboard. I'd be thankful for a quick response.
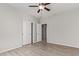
[0,45,22,54]
[47,41,79,48]
[0,41,42,54]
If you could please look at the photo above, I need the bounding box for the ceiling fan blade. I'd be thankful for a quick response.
[37,9,40,13]
[29,5,38,7]
[44,7,50,11]
[44,3,50,5]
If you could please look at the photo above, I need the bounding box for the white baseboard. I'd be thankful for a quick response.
[0,41,41,54]
[0,45,22,54]
[47,41,79,48]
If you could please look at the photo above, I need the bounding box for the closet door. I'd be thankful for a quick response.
[23,20,31,45]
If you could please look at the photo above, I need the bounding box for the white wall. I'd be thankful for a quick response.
[33,17,42,43]
[0,4,41,53]
[0,4,22,53]
[41,8,79,48]
[37,24,41,42]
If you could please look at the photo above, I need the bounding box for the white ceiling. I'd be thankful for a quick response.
[8,3,79,18]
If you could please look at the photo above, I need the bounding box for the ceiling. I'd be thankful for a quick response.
[8,3,79,18]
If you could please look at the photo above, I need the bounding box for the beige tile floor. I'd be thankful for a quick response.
[0,42,79,56]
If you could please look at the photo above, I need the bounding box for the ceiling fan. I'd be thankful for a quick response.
[29,3,51,13]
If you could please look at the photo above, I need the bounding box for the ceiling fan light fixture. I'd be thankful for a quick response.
[29,3,51,13]
[39,5,44,10]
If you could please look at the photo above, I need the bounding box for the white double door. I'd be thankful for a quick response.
[23,21,41,45]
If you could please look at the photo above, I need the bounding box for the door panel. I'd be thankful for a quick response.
[23,21,31,45]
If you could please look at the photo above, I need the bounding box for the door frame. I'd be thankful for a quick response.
[42,24,47,43]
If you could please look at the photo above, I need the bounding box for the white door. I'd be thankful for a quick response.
[23,20,31,45]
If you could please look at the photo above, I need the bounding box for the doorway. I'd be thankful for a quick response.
[42,24,47,43]
[31,23,33,44]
